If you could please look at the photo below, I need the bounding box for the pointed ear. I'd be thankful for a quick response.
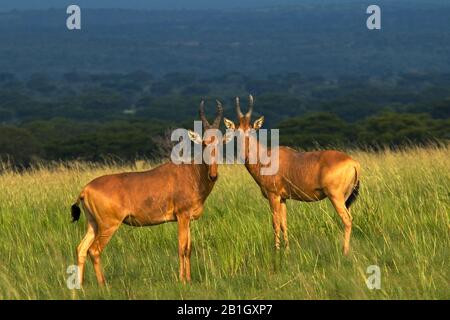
[253,116,264,129]
[224,118,235,130]
[223,131,235,144]
[188,130,203,144]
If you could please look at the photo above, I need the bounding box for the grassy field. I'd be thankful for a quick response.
[0,147,449,299]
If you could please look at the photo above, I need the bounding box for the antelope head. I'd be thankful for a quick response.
[223,95,264,160]
[223,95,264,132]
[188,100,232,182]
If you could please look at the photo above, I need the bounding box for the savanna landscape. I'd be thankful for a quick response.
[0,0,449,302]
[0,146,448,299]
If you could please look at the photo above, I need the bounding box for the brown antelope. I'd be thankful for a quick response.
[224,95,360,255]
[71,100,228,285]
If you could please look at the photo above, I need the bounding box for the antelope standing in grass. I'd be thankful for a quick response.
[224,96,360,255]
[71,101,226,285]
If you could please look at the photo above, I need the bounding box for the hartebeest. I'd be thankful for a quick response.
[224,96,360,255]
[71,101,226,285]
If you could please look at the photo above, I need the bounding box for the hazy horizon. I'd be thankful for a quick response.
[1,0,303,11]
[1,0,441,11]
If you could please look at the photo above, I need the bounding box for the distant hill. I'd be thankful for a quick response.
[1,0,314,11]
[0,2,449,77]
[1,0,447,10]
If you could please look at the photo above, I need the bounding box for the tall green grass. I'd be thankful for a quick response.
[0,147,449,299]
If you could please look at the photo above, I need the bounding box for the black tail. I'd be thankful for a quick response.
[71,203,81,222]
[345,181,360,209]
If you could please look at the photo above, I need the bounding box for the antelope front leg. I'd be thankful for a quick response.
[185,223,192,282]
[177,215,191,283]
[280,200,289,250]
[268,194,282,250]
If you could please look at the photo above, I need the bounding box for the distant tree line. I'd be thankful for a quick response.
[0,72,449,166]
[278,112,449,149]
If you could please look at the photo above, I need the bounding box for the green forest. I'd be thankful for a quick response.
[0,71,448,166]
[0,4,448,166]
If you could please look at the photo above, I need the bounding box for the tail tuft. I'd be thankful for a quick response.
[345,181,360,209]
[71,204,81,222]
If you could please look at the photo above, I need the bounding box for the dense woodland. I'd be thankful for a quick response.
[0,3,449,165]
[0,71,448,165]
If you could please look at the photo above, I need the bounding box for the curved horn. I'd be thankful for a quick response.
[245,94,254,118]
[212,100,224,128]
[199,100,210,129]
[235,97,244,119]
